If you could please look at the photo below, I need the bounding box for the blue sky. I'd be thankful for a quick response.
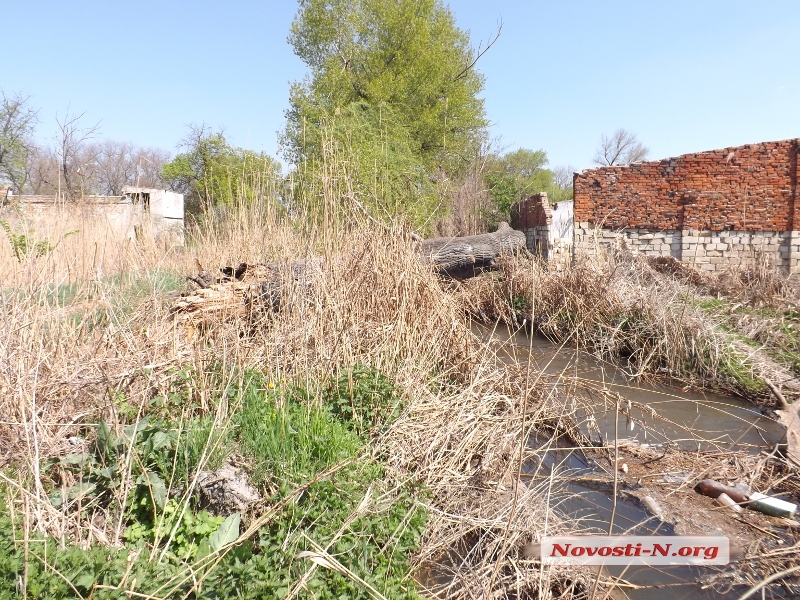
[5,1,799,172]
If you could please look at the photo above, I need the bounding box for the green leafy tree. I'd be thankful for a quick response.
[0,91,38,191]
[485,149,575,221]
[161,125,280,212]
[288,101,446,228]
[485,148,553,218]
[283,0,491,229]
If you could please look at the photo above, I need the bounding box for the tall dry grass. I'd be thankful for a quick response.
[453,247,799,404]
[2,174,797,598]
[0,184,601,599]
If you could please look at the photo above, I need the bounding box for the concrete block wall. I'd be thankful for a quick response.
[575,225,799,272]
[574,224,682,258]
[573,139,800,272]
[5,189,185,246]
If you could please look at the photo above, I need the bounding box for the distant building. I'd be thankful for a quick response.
[2,188,185,246]
[121,186,185,244]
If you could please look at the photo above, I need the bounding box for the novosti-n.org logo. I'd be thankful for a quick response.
[540,536,729,565]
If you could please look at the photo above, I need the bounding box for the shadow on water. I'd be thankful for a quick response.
[476,324,787,599]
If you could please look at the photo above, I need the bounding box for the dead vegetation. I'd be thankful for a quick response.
[453,247,800,408]
[0,196,798,599]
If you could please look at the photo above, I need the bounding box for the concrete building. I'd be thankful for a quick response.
[2,187,185,245]
[121,186,185,243]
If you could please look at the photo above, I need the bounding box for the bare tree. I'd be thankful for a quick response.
[0,91,38,191]
[132,147,169,189]
[593,128,649,166]
[552,165,575,189]
[25,138,169,196]
[63,141,170,195]
[92,139,135,195]
[55,110,101,198]
[24,144,60,195]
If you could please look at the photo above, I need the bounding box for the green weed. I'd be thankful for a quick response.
[2,367,427,599]
[235,374,362,488]
[0,220,77,262]
[323,364,404,437]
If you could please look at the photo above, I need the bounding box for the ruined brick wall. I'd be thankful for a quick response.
[573,139,800,272]
[511,192,552,258]
[511,193,573,268]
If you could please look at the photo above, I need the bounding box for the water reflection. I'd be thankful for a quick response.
[477,323,784,452]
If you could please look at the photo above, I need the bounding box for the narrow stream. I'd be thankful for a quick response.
[484,324,784,452]
[477,325,787,599]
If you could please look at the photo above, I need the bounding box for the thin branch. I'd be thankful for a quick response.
[453,20,502,82]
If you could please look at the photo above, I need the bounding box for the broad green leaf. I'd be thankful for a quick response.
[61,452,90,465]
[150,430,173,451]
[209,512,240,552]
[74,573,95,589]
[146,472,168,508]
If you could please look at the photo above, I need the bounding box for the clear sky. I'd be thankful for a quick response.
[4,1,799,173]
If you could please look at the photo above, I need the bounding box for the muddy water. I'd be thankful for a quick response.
[482,325,784,452]
[525,439,749,600]
[478,325,787,599]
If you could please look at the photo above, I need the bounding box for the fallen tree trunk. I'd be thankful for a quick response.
[173,223,527,327]
[419,222,526,275]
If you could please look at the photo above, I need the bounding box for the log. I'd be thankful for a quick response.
[418,222,526,275]
[172,224,527,326]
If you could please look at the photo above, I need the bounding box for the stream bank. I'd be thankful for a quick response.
[482,324,800,599]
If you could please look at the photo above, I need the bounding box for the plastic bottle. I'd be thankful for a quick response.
[717,492,743,513]
[748,492,797,519]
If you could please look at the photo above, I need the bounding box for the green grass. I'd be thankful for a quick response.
[235,378,363,488]
[696,297,800,380]
[1,367,426,599]
[41,269,185,308]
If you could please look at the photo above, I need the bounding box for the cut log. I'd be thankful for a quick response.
[419,222,526,275]
[172,224,527,328]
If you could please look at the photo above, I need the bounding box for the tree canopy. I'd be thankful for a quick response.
[285,0,487,170]
[282,0,490,230]
[0,92,38,191]
[484,148,573,221]
[161,126,281,213]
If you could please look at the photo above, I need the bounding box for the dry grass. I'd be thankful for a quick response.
[453,248,800,405]
[0,196,596,599]
[1,191,798,599]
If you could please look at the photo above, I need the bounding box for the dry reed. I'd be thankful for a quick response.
[1,188,798,599]
[0,193,597,598]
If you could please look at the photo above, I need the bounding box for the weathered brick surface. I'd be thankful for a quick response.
[511,193,573,268]
[573,139,800,272]
[574,139,799,232]
[511,192,552,229]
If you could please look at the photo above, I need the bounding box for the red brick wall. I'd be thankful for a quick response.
[574,139,799,232]
[511,192,552,230]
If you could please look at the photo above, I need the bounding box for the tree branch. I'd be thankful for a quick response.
[453,20,502,82]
